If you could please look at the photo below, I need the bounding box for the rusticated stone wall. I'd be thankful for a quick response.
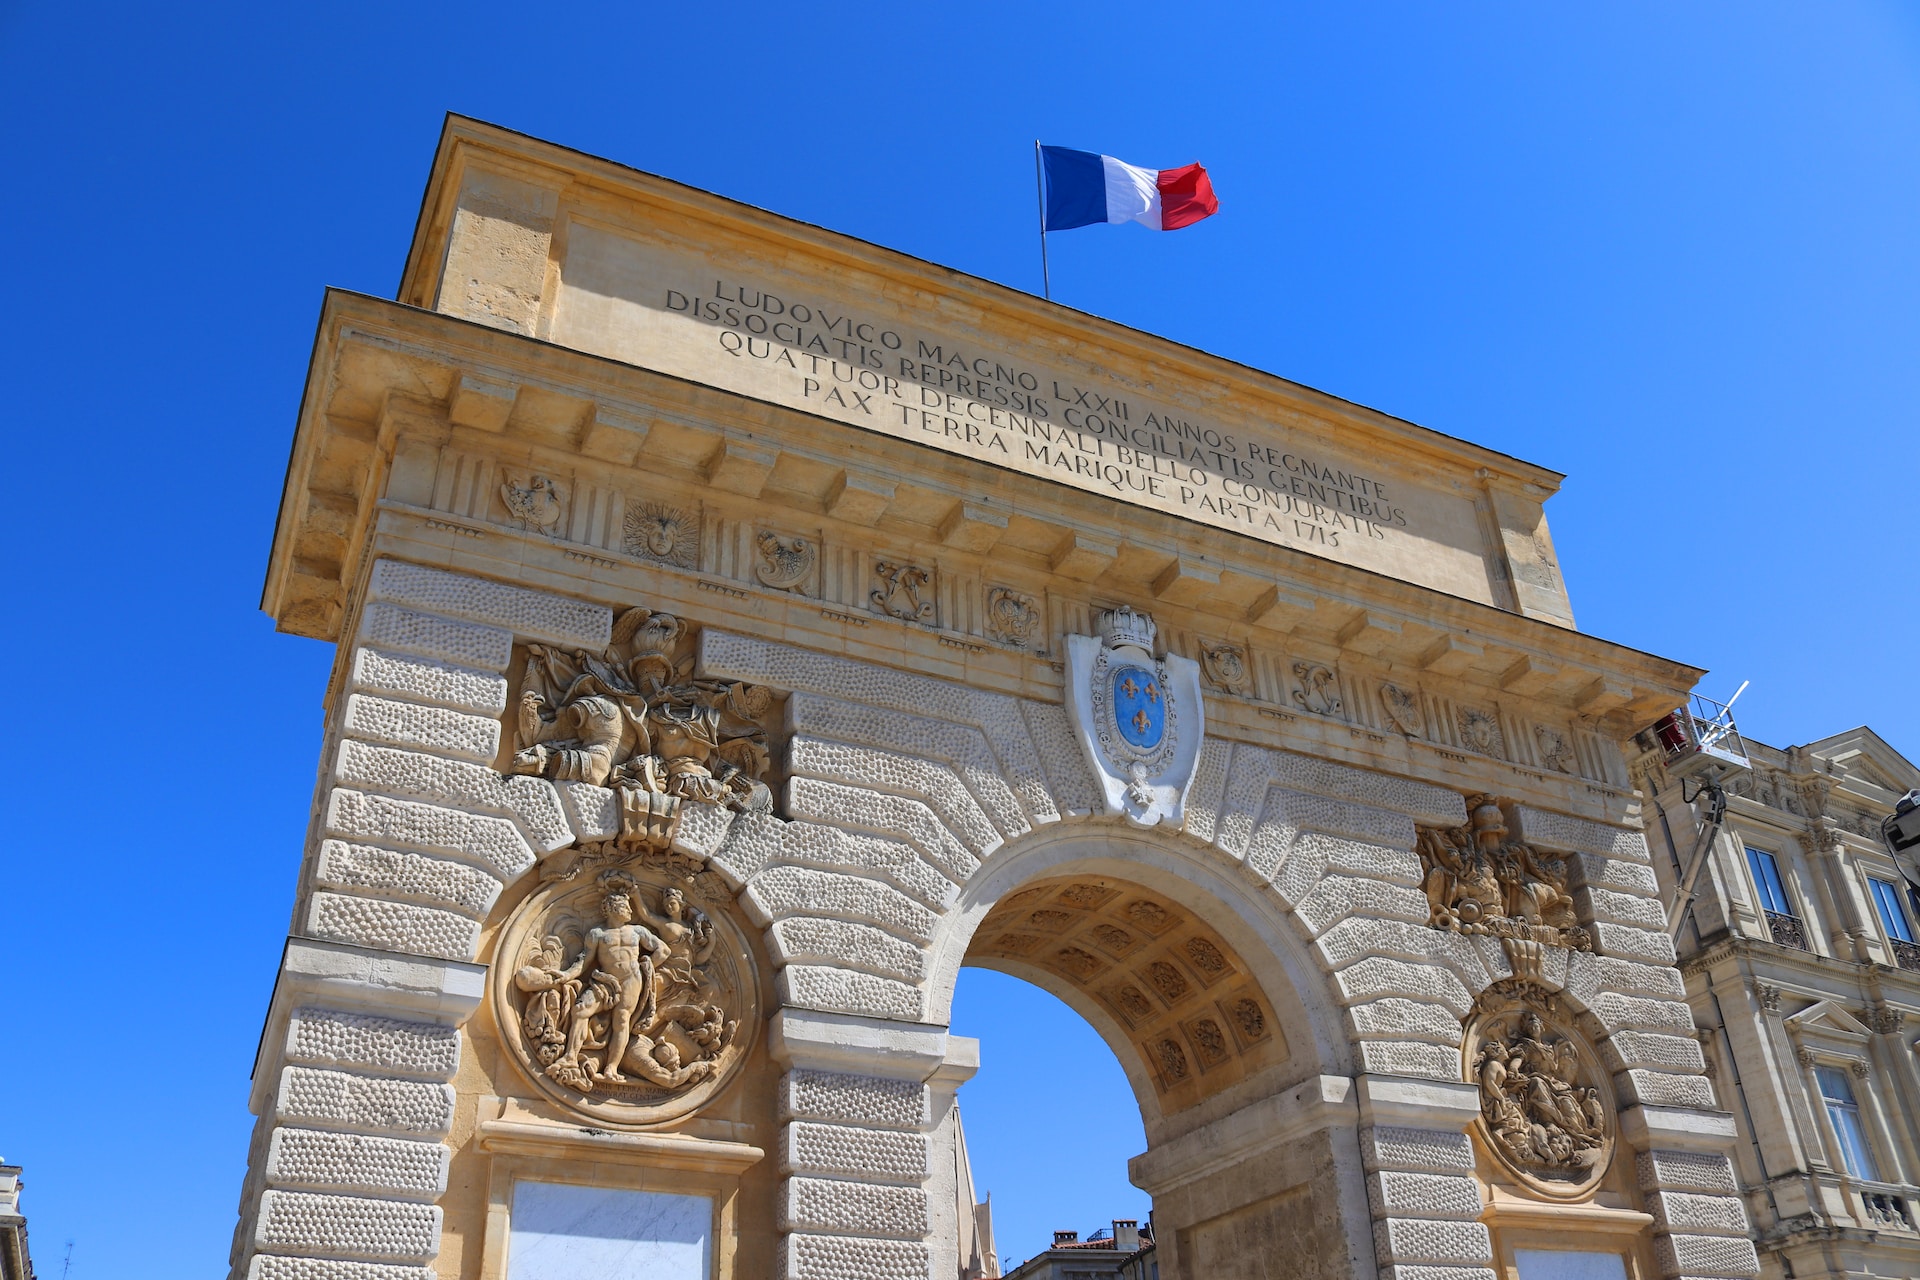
[231,560,1755,1280]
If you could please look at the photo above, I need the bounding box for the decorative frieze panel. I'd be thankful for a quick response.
[869,559,935,623]
[755,530,817,592]
[1292,662,1343,717]
[983,586,1040,649]
[622,501,700,567]
[1198,640,1254,698]
[498,471,566,535]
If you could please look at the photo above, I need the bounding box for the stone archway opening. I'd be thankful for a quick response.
[947,967,1150,1274]
[949,868,1344,1279]
[965,874,1289,1116]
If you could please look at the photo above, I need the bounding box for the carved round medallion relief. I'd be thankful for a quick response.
[492,862,758,1126]
[1463,983,1614,1198]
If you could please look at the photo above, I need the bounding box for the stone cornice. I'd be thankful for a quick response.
[265,291,1701,760]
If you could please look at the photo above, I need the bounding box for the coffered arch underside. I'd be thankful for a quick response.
[240,558,1756,1280]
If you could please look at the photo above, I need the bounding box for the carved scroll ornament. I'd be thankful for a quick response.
[1467,983,1613,1197]
[870,560,935,622]
[755,531,815,591]
[1418,795,1590,951]
[508,607,778,853]
[495,864,755,1124]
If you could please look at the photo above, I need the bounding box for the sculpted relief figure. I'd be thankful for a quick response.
[509,607,777,852]
[1469,989,1612,1194]
[1418,795,1590,952]
[507,871,745,1109]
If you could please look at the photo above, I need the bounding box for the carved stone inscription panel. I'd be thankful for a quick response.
[494,861,757,1126]
[548,224,1506,602]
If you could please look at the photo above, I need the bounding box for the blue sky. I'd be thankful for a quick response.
[1,2,1916,1275]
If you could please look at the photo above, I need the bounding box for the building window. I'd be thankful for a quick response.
[1869,878,1920,971]
[1747,847,1806,950]
[1872,878,1916,942]
[1814,1066,1881,1182]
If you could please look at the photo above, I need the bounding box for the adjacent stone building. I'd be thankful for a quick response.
[1002,1221,1154,1280]
[231,115,1769,1279]
[1639,723,1920,1278]
[1,1162,34,1280]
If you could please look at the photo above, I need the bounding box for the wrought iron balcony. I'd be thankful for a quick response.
[1892,938,1920,973]
[1766,910,1810,951]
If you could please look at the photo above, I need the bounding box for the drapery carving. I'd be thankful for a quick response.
[1417,795,1590,951]
[509,608,779,851]
[1467,982,1613,1196]
[495,861,755,1124]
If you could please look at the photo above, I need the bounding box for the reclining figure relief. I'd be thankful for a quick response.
[508,607,778,851]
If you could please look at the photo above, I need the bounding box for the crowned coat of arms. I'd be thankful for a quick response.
[1065,606,1206,827]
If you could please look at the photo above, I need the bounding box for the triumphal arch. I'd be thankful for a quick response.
[233,117,1763,1280]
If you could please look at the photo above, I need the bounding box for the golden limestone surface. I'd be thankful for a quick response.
[230,118,1756,1280]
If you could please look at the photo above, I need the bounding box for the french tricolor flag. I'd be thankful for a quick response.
[1040,146,1220,232]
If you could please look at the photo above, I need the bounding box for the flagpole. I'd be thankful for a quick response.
[1033,140,1051,301]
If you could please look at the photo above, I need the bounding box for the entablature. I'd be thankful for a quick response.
[266,293,1699,788]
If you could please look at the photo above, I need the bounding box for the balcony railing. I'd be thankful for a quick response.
[1864,1191,1915,1231]
[1892,938,1920,973]
[1766,910,1810,951]
[1651,692,1752,780]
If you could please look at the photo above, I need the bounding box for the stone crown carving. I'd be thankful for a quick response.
[1418,795,1591,951]
[1098,604,1157,653]
[509,607,779,852]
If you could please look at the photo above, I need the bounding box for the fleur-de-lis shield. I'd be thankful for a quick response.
[1112,666,1165,749]
[1065,607,1206,828]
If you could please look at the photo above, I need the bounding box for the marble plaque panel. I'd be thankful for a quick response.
[1515,1248,1628,1280]
[507,1180,710,1279]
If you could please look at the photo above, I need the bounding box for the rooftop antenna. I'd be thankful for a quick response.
[62,1240,74,1279]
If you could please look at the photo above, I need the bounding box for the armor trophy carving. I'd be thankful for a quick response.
[508,607,778,853]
